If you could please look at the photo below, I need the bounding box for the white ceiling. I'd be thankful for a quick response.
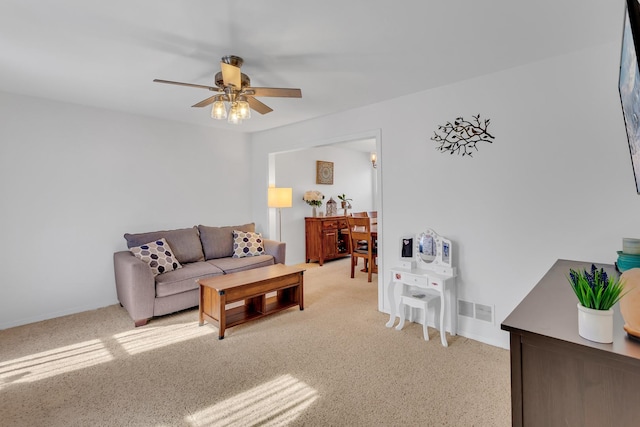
[0,1,625,133]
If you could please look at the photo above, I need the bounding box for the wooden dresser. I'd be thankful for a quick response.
[305,216,350,265]
[501,259,640,427]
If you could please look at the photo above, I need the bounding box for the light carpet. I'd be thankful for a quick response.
[0,258,511,426]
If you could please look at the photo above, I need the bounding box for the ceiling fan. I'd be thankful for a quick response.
[153,55,302,124]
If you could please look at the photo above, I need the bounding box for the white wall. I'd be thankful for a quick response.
[252,42,640,348]
[271,145,375,265]
[0,92,251,329]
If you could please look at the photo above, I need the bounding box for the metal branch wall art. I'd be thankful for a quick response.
[431,114,494,157]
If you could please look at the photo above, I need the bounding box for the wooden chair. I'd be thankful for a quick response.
[349,212,368,267]
[368,211,378,225]
[347,216,377,282]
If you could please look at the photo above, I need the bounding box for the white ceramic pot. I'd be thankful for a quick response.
[577,303,613,343]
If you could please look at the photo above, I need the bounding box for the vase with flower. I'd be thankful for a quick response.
[303,190,324,217]
[567,264,626,343]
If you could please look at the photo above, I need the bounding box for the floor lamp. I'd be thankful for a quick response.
[268,187,292,241]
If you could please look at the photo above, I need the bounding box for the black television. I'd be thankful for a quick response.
[619,0,640,194]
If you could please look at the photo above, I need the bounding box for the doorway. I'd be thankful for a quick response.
[267,129,383,311]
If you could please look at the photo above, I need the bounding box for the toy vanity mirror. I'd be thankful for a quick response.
[417,233,437,264]
[415,229,455,276]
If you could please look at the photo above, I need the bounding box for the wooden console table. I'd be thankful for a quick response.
[305,216,350,265]
[198,264,305,339]
[501,259,640,427]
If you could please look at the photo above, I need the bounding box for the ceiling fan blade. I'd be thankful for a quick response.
[220,62,242,89]
[248,87,302,98]
[192,96,217,108]
[153,79,218,91]
[246,97,273,115]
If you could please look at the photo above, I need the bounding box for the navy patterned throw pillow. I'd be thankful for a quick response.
[129,238,182,276]
[232,230,265,258]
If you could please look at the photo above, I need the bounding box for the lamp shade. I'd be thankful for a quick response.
[268,187,293,208]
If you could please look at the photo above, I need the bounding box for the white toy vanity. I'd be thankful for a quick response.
[386,229,457,347]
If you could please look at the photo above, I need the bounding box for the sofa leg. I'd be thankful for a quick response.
[134,319,149,327]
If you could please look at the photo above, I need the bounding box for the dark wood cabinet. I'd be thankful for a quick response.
[305,216,350,265]
[501,259,640,427]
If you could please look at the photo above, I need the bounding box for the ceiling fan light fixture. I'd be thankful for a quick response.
[154,55,302,125]
[211,97,227,120]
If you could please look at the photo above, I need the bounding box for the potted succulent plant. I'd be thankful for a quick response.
[568,264,626,343]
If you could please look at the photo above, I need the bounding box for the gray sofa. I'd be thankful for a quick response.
[114,223,285,327]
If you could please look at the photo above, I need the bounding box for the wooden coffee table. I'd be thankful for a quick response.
[198,264,305,339]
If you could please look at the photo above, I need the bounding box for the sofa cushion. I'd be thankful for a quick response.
[155,261,224,298]
[198,223,255,260]
[129,238,182,276]
[124,227,204,264]
[232,230,265,258]
[207,255,274,274]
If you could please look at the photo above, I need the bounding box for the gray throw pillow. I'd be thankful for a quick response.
[124,226,204,264]
[198,223,255,260]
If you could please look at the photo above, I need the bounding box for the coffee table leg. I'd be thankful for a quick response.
[198,284,204,326]
[299,273,304,310]
[217,290,226,339]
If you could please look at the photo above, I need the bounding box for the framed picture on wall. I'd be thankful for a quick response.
[316,160,334,185]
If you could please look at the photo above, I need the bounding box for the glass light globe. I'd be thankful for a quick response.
[227,104,242,124]
[211,99,227,120]
[237,99,251,119]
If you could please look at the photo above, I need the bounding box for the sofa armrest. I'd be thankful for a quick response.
[113,251,155,326]
[263,239,286,265]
